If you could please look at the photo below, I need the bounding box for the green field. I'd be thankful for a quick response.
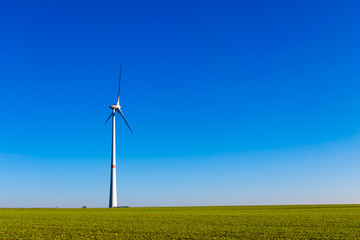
[0,205,359,239]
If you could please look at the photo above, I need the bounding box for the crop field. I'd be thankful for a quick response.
[0,205,359,239]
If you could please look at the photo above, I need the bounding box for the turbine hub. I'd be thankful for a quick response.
[110,104,120,110]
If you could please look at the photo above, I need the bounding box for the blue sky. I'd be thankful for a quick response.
[0,0,359,208]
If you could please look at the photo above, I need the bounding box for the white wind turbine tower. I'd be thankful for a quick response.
[105,65,133,208]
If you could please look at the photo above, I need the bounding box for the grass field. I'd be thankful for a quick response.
[0,205,359,239]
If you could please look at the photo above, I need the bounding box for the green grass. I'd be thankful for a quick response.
[1,205,359,239]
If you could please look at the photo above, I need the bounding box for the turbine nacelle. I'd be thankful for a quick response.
[110,104,121,110]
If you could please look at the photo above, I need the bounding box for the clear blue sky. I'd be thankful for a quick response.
[0,0,359,208]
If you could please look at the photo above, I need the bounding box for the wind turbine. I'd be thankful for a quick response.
[105,65,133,208]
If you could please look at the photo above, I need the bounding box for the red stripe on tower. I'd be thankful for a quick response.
[111,165,116,168]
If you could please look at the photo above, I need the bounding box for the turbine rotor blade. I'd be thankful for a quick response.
[105,112,114,124]
[117,65,122,105]
[116,109,133,133]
